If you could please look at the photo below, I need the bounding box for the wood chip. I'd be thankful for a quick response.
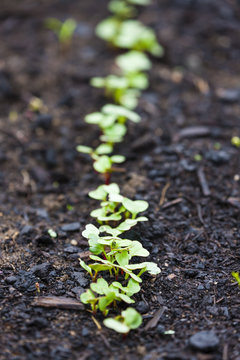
[32,296,84,310]
[144,306,167,330]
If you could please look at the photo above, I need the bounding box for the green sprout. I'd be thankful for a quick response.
[108,0,137,18]
[231,136,240,148]
[232,272,240,287]
[48,229,57,238]
[104,307,142,333]
[45,18,77,45]
[96,19,163,56]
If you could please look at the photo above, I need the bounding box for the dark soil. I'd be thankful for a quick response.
[0,0,240,359]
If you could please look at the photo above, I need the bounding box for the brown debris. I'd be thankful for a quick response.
[32,296,84,310]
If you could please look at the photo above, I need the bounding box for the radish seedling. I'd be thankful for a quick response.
[45,18,77,45]
[96,19,163,56]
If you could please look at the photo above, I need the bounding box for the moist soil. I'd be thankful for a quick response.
[0,1,240,359]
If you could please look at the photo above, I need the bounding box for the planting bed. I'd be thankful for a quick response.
[0,0,240,359]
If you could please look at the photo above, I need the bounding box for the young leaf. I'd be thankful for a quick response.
[102,104,141,123]
[116,50,151,73]
[116,250,129,266]
[104,318,129,334]
[90,278,109,294]
[122,307,142,329]
[122,198,149,216]
[76,145,93,154]
[79,260,92,276]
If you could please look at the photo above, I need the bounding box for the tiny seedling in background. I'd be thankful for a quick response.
[48,229,57,238]
[232,272,240,287]
[45,18,77,46]
[231,136,240,148]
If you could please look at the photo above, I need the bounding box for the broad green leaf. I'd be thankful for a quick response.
[99,292,116,312]
[116,250,129,266]
[104,318,129,333]
[90,278,109,294]
[96,17,120,42]
[122,307,142,329]
[93,155,112,173]
[116,50,151,73]
[127,279,141,295]
[122,198,149,215]
[96,143,113,155]
[80,289,96,304]
[82,224,99,238]
[59,19,77,43]
[89,186,107,200]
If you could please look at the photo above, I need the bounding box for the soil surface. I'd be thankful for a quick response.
[0,1,240,359]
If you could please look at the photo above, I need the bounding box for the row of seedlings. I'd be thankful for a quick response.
[77,0,164,333]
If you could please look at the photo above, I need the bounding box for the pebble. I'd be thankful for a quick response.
[30,263,52,280]
[20,225,34,236]
[136,301,149,314]
[216,88,240,103]
[5,276,17,284]
[35,114,52,130]
[189,331,220,352]
[206,150,230,165]
[61,222,80,232]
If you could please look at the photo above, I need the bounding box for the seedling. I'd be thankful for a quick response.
[108,0,137,18]
[232,272,240,287]
[104,307,142,333]
[48,229,57,238]
[231,136,240,148]
[96,19,163,56]
[45,18,77,45]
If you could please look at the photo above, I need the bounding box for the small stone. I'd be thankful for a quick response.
[189,331,220,352]
[27,317,48,329]
[5,276,17,284]
[30,263,52,279]
[206,150,230,165]
[64,245,79,254]
[20,225,34,236]
[61,222,80,232]
[82,327,89,337]
[156,324,166,334]
[216,88,240,103]
[136,301,149,314]
[45,148,57,167]
[35,114,52,130]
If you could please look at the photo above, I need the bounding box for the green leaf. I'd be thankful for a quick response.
[96,144,113,155]
[90,278,109,294]
[79,260,92,276]
[119,294,134,304]
[93,155,112,173]
[99,292,116,312]
[102,104,141,123]
[89,186,107,200]
[80,289,96,304]
[96,17,120,42]
[127,279,141,295]
[129,241,149,257]
[104,318,129,334]
[99,225,121,237]
[76,145,93,154]
[122,307,142,329]
[116,250,129,266]
[90,77,106,88]
[111,155,125,163]
[82,224,99,239]
[59,19,77,43]
[116,51,151,73]
[101,123,127,143]
[122,198,149,215]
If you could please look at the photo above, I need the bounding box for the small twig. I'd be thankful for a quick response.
[162,198,182,209]
[144,306,167,330]
[197,167,211,196]
[159,183,170,206]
